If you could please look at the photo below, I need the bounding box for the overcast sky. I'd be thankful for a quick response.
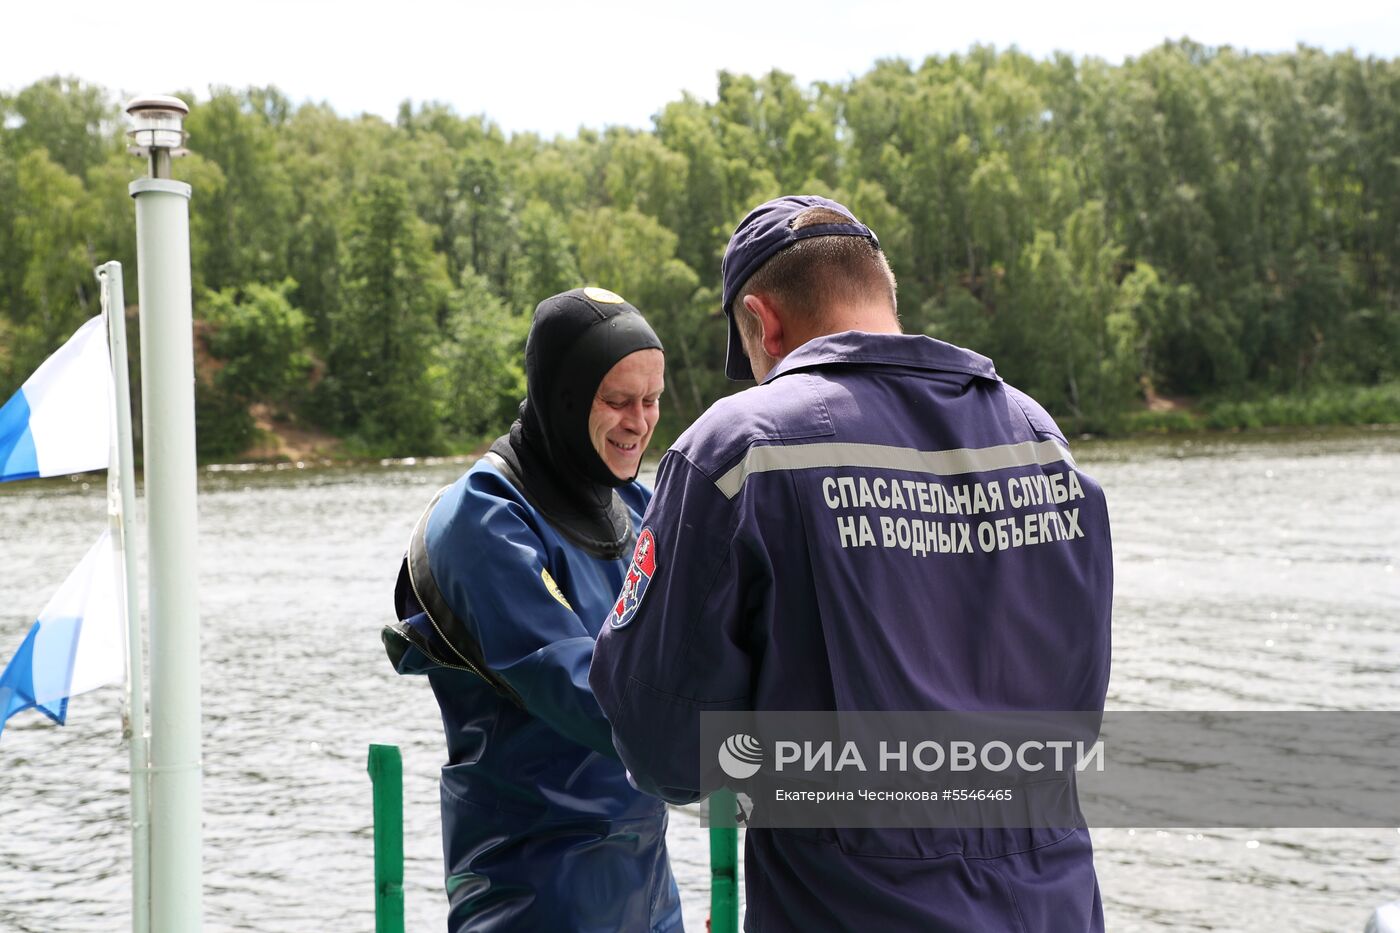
[5,0,1398,137]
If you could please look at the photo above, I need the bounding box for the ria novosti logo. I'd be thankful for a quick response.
[718,733,764,780]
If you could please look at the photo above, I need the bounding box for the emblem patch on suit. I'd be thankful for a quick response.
[540,567,572,609]
[610,528,656,628]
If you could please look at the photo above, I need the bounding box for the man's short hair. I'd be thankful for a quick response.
[734,206,898,345]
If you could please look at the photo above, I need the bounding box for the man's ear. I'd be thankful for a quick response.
[742,293,786,359]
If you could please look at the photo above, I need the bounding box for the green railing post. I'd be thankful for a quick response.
[708,789,739,933]
[368,744,405,933]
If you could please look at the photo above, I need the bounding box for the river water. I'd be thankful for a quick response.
[0,427,1397,932]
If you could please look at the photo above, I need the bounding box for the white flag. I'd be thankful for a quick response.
[0,530,124,738]
[0,315,112,482]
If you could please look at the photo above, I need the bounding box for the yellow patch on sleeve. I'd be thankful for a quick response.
[541,567,572,609]
[583,286,625,304]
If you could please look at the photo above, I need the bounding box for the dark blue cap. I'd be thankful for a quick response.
[719,195,879,380]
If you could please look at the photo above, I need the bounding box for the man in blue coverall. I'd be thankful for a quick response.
[591,196,1114,932]
[385,287,683,932]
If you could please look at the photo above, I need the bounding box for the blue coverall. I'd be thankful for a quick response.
[592,331,1114,932]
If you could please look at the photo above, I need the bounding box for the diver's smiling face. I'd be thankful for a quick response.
[589,349,664,481]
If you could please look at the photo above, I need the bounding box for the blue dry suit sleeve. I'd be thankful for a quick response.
[388,627,438,675]
[428,475,618,759]
[591,450,756,803]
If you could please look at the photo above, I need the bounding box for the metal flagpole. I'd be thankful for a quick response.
[97,261,151,933]
[125,95,202,933]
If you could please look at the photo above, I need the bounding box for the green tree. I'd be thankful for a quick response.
[183,88,295,290]
[4,149,96,384]
[323,177,449,453]
[509,199,581,311]
[4,77,117,180]
[439,271,527,439]
[203,278,310,406]
[4,49,1399,447]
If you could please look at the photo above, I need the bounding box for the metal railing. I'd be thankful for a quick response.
[368,744,740,932]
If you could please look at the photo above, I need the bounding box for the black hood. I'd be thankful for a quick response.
[489,287,663,559]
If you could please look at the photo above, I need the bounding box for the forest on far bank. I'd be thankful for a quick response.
[2,39,1398,458]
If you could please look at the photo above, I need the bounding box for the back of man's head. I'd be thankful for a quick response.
[720,195,898,380]
[739,206,896,318]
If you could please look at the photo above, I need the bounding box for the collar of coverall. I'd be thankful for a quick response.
[757,330,1001,386]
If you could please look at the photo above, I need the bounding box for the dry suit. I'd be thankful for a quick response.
[386,288,683,932]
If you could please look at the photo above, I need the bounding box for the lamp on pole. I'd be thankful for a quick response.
[125,94,202,933]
